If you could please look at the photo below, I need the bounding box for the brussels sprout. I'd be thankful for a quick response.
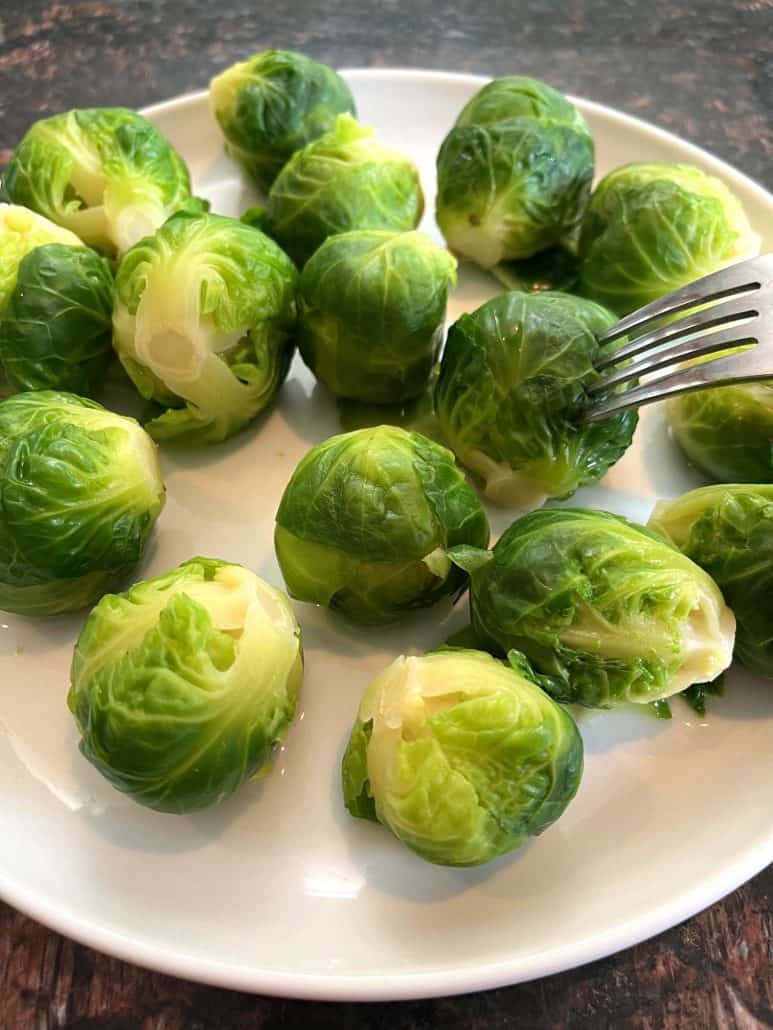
[649,483,773,677]
[0,205,113,395]
[297,230,456,404]
[1,107,206,256]
[454,507,735,707]
[579,163,760,315]
[667,378,773,482]
[434,291,638,507]
[113,212,298,445]
[435,77,594,268]
[265,114,424,267]
[0,391,165,616]
[275,425,489,624]
[210,49,356,192]
[68,557,303,813]
[491,243,581,294]
[341,648,583,866]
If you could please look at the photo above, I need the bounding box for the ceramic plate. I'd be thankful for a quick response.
[1,70,771,1001]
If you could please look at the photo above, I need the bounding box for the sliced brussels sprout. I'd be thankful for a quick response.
[341,648,583,866]
[68,557,303,812]
[455,507,735,707]
[297,230,456,404]
[210,49,356,192]
[0,205,113,395]
[579,163,760,315]
[274,425,489,624]
[113,212,298,445]
[434,291,638,508]
[265,114,424,266]
[0,391,165,615]
[1,108,206,256]
[436,77,594,268]
[649,483,773,677]
[667,376,773,483]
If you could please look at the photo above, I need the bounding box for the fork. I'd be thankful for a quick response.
[581,253,773,422]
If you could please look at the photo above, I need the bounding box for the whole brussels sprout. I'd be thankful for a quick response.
[579,163,760,315]
[667,377,773,482]
[649,483,773,677]
[434,291,638,508]
[435,77,594,268]
[297,230,457,404]
[454,507,735,707]
[1,107,206,257]
[341,648,583,866]
[113,212,298,445]
[209,49,356,192]
[68,557,303,813]
[274,425,489,624]
[0,204,113,395]
[265,114,424,266]
[0,391,165,616]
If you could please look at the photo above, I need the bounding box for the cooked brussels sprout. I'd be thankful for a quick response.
[210,49,356,192]
[1,107,206,257]
[265,114,424,266]
[454,507,735,707]
[0,204,113,395]
[649,483,773,677]
[0,391,165,616]
[275,426,489,624]
[579,163,760,315]
[434,291,638,507]
[297,230,456,404]
[69,557,303,813]
[113,212,297,445]
[667,377,773,482]
[341,648,583,866]
[435,77,594,268]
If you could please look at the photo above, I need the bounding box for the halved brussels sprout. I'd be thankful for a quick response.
[297,230,456,404]
[69,557,303,813]
[434,291,638,507]
[667,377,773,482]
[113,212,298,445]
[274,425,489,624]
[435,77,594,268]
[0,205,113,395]
[579,163,760,315]
[454,507,735,707]
[1,107,206,256]
[649,483,773,677]
[0,391,165,616]
[210,49,356,192]
[265,114,424,266]
[341,648,583,866]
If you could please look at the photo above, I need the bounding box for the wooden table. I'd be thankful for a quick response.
[0,1,771,1026]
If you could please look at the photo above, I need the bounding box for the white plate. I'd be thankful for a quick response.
[1,70,772,1002]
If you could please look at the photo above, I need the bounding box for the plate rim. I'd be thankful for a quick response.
[1,67,772,1002]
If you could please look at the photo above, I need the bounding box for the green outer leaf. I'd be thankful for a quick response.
[469,507,733,707]
[0,203,82,309]
[454,77,590,130]
[297,229,456,404]
[649,484,773,677]
[0,243,113,395]
[210,49,356,193]
[266,114,424,267]
[340,649,583,866]
[434,290,638,506]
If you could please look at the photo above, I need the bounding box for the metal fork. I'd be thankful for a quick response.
[581,253,773,422]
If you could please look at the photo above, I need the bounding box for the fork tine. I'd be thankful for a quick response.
[581,351,772,422]
[588,323,759,394]
[595,255,772,346]
[594,294,760,371]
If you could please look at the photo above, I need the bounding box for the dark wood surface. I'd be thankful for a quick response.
[0,1,771,1026]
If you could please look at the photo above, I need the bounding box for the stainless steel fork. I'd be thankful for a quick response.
[581,253,773,422]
